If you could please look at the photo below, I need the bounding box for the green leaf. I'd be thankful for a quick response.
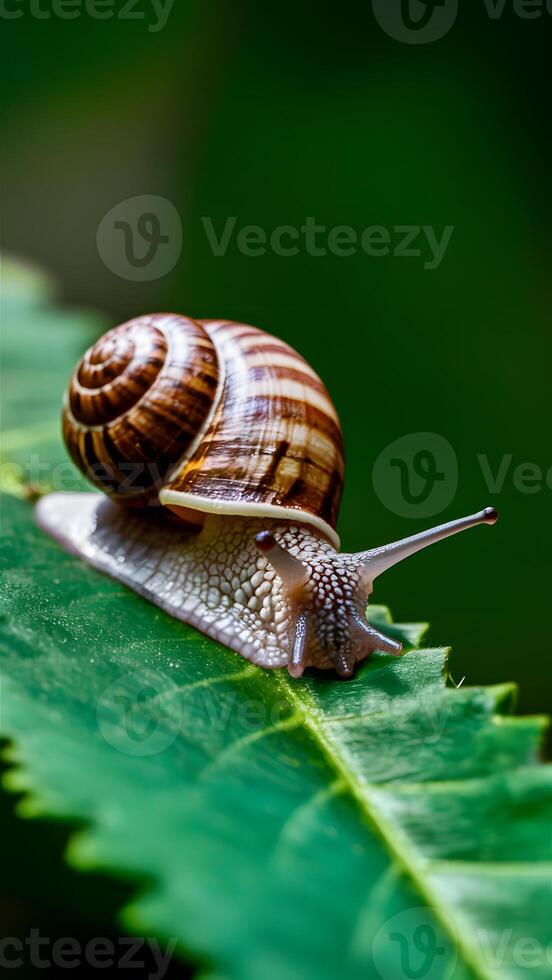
[1,271,551,980]
[1,259,102,497]
[1,492,551,980]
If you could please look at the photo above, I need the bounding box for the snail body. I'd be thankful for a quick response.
[36,313,497,678]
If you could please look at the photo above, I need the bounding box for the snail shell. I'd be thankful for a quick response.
[37,313,497,678]
[62,313,344,548]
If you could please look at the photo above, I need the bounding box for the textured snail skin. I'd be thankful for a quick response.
[34,490,498,677]
[35,494,380,674]
[38,313,498,678]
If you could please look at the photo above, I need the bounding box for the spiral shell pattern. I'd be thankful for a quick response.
[63,314,345,545]
[63,314,219,500]
[160,319,345,546]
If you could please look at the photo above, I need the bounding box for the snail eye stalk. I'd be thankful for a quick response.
[255,531,312,678]
[358,508,498,580]
[254,531,309,595]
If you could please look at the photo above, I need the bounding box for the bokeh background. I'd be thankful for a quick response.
[1,0,551,964]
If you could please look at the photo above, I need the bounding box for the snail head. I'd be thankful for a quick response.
[256,508,498,679]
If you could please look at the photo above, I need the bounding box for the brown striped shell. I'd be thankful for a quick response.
[63,313,345,547]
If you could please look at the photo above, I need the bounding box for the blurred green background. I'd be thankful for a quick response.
[2,0,550,712]
[1,8,551,951]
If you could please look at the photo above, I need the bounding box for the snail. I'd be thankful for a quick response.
[35,313,497,678]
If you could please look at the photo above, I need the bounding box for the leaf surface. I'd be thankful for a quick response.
[1,275,551,980]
